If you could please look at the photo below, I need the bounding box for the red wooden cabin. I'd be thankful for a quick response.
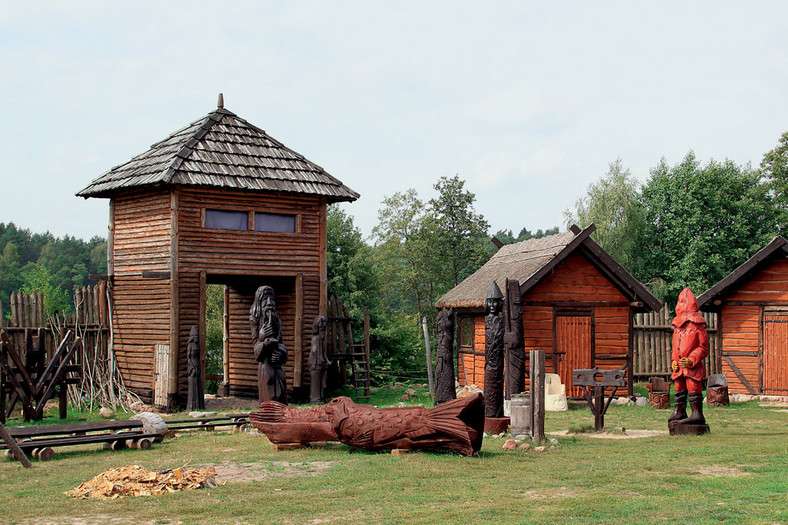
[77,98,358,408]
[698,235,788,396]
[435,225,661,397]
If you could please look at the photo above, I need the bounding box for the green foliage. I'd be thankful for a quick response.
[327,205,378,322]
[761,130,788,227]
[428,175,490,288]
[640,152,778,303]
[492,226,560,246]
[0,222,107,316]
[205,284,224,394]
[22,264,71,315]
[564,158,646,274]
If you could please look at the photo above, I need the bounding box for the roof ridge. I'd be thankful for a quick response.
[161,109,227,184]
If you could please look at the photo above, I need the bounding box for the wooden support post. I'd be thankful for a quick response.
[222,285,230,392]
[168,189,180,410]
[529,350,545,441]
[318,198,328,318]
[0,421,32,467]
[199,271,207,390]
[594,386,604,431]
[294,274,304,388]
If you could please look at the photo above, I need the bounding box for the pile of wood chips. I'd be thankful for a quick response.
[66,464,218,499]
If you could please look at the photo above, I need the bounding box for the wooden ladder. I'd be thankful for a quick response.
[350,343,370,402]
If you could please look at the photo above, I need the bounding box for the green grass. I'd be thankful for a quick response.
[2,386,787,524]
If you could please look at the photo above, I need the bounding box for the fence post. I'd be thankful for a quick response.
[422,317,434,396]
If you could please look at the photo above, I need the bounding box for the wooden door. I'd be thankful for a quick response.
[555,315,593,397]
[763,314,788,395]
[153,343,170,408]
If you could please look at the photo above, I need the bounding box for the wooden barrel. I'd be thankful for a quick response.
[509,393,531,436]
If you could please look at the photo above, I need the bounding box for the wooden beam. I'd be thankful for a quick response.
[319,198,327,317]
[107,200,115,276]
[0,422,32,468]
[199,271,207,389]
[223,285,230,385]
[168,188,180,409]
[723,355,757,395]
[293,273,304,388]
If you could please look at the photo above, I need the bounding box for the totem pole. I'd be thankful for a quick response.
[250,285,288,404]
[186,325,205,410]
[308,315,329,404]
[504,278,526,399]
[434,307,456,405]
[484,281,505,418]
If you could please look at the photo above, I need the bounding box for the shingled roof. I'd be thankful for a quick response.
[697,235,788,309]
[435,224,662,312]
[77,101,359,203]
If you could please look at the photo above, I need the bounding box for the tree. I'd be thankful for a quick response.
[639,152,778,304]
[428,175,490,288]
[564,158,646,274]
[761,130,788,228]
[326,205,378,321]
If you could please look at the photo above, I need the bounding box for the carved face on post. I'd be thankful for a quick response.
[486,297,502,316]
[313,315,327,335]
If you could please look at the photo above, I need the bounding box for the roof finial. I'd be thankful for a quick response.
[217,93,224,109]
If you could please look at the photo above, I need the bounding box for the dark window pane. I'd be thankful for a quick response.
[205,209,248,230]
[254,212,296,233]
[460,318,474,348]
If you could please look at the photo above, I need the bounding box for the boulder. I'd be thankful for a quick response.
[99,407,114,418]
[502,439,517,451]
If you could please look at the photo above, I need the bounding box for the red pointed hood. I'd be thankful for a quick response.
[672,287,706,328]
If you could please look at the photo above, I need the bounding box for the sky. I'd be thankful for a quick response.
[1,1,787,242]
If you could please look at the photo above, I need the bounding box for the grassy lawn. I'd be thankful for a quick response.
[1,385,787,524]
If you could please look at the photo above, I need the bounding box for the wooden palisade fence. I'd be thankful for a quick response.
[1,283,136,418]
[633,303,719,379]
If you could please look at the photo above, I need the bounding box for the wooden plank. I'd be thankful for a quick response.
[723,354,757,395]
[0,422,32,467]
[319,198,327,317]
[293,273,303,388]
[168,188,179,408]
[223,284,230,383]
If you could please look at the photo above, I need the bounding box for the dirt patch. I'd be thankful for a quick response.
[520,486,582,499]
[204,460,335,483]
[550,429,668,439]
[204,396,260,412]
[697,465,750,477]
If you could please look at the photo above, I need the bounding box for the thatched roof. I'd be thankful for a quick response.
[77,102,359,203]
[697,235,788,310]
[435,224,662,312]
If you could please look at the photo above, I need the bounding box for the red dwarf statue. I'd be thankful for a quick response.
[668,288,709,426]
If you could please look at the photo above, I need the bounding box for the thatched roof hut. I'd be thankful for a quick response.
[438,224,661,396]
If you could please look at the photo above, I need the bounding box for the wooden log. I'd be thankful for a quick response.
[294,273,303,388]
[0,421,32,467]
[529,350,545,441]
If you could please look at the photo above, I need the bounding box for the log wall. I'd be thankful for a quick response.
[111,189,172,401]
[109,186,326,405]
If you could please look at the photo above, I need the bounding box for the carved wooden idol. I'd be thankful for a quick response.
[250,285,288,404]
[434,308,456,405]
[308,315,330,404]
[186,326,205,410]
[484,282,505,418]
[504,278,526,399]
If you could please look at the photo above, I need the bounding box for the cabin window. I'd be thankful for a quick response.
[204,209,249,231]
[254,212,296,233]
[459,317,474,348]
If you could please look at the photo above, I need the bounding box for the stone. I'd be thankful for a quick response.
[189,411,216,418]
[129,401,145,413]
[496,432,506,438]
[731,394,754,403]
[513,434,528,442]
[547,437,559,446]
[616,397,631,406]
[502,439,517,450]
[405,389,418,397]
[635,397,649,407]
[518,442,531,451]
[99,407,113,418]
[457,384,482,398]
[534,446,546,452]
[401,394,410,401]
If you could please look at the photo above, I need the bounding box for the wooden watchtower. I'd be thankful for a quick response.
[78,96,359,408]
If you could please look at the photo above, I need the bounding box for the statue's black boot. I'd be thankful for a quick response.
[683,392,706,425]
[668,390,688,422]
